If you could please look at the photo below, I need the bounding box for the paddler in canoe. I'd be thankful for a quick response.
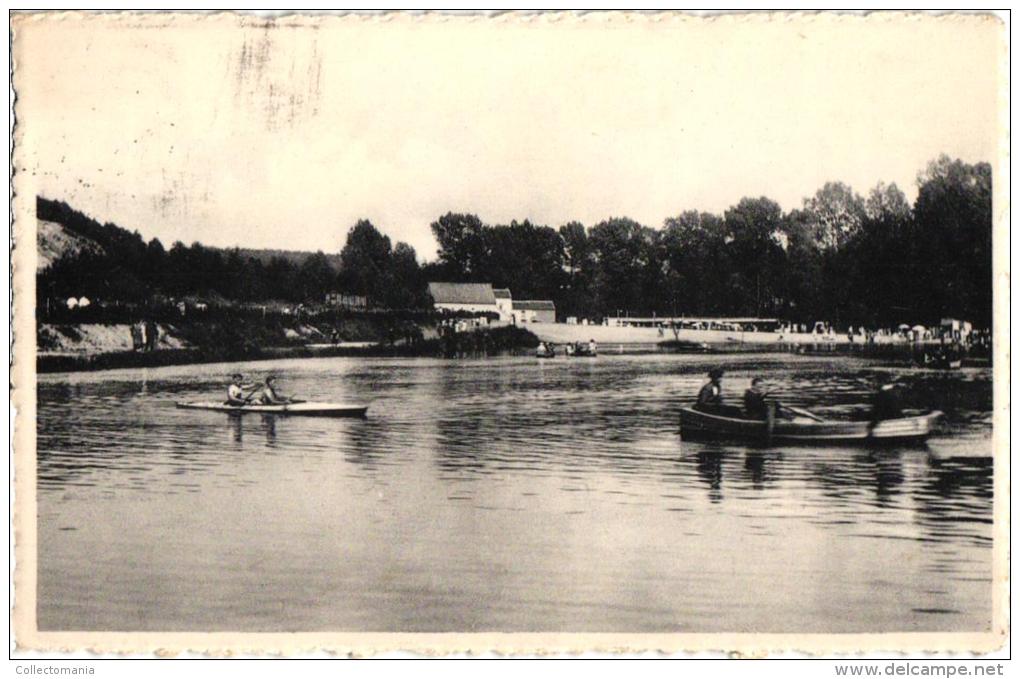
[226,373,258,406]
[253,375,296,405]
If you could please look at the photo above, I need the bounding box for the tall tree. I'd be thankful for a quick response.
[482,220,565,301]
[339,219,393,300]
[802,182,867,250]
[911,155,993,325]
[298,251,338,302]
[384,242,428,309]
[779,209,825,324]
[430,212,488,279]
[865,181,911,221]
[558,221,595,319]
[723,197,787,316]
[588,217,659,317]
[661,211,729,316]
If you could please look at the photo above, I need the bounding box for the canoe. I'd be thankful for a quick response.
[536,349,556,358]
[679,407,942,443]
[176,401,369,417]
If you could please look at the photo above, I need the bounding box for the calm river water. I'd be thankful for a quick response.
[36,354,995,632]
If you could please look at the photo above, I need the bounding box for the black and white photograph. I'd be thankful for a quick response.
[10,10,1008,656]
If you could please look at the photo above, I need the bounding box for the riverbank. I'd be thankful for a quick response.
[36,324,541,373]
[530,321,990,365]
[35,314,987,373]
[530,321,920,347]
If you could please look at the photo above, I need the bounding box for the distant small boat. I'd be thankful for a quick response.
[535,347,556,358]
[177,401,368,417]
[924,355,963,370]
[565,343,597,357]
[658,339,712,353]
[679,407,941,444]
[920,346,964,370]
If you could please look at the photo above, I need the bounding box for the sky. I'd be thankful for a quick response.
[14,12,1004,260]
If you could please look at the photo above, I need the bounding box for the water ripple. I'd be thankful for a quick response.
[35,354,994,633]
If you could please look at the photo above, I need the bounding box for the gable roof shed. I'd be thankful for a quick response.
[428,282,498,306]
[512,300,556,311]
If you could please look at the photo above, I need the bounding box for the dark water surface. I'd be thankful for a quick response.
[36,354,995,632]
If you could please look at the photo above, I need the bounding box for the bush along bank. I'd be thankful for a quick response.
[36,315,541,373]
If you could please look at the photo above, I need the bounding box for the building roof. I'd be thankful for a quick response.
[493,288,512,299]
[512,300,556,311]
[428,282,497,306]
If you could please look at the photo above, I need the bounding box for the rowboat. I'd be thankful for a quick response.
[176,401,369,417]
[924,355,963,370]
[565,344,597,357]
[679,407,942,444]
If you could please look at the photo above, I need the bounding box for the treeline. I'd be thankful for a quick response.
[36,198,431,309]
[429,155,992,327]
[37,155,992,326]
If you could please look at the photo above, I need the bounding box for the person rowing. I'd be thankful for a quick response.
[257,375,295,405]
[226,373,257,406]
[870,379,904,424]
[743,377,793,421]
[743,377,770,420]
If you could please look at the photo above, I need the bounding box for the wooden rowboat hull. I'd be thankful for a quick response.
[176,401,369,417]
[679,407,941,443]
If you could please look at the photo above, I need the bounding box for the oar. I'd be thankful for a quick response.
[786,405,825,422]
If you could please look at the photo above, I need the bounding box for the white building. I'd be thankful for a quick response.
[493,288,513,321]
[511,300,556,324]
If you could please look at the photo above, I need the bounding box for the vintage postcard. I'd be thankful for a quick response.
[9,10,1009,656]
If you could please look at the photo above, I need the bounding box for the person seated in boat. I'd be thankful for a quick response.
[226,373,256,406]
[537,341,548,354]
[743,378,770,420]
[870,381,903,423]
[695,368,726,413]
[257,375,294,405]
[588,339,597,355]
[743,378,790,421]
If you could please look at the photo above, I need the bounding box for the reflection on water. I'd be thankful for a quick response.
[36,354,994,632]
